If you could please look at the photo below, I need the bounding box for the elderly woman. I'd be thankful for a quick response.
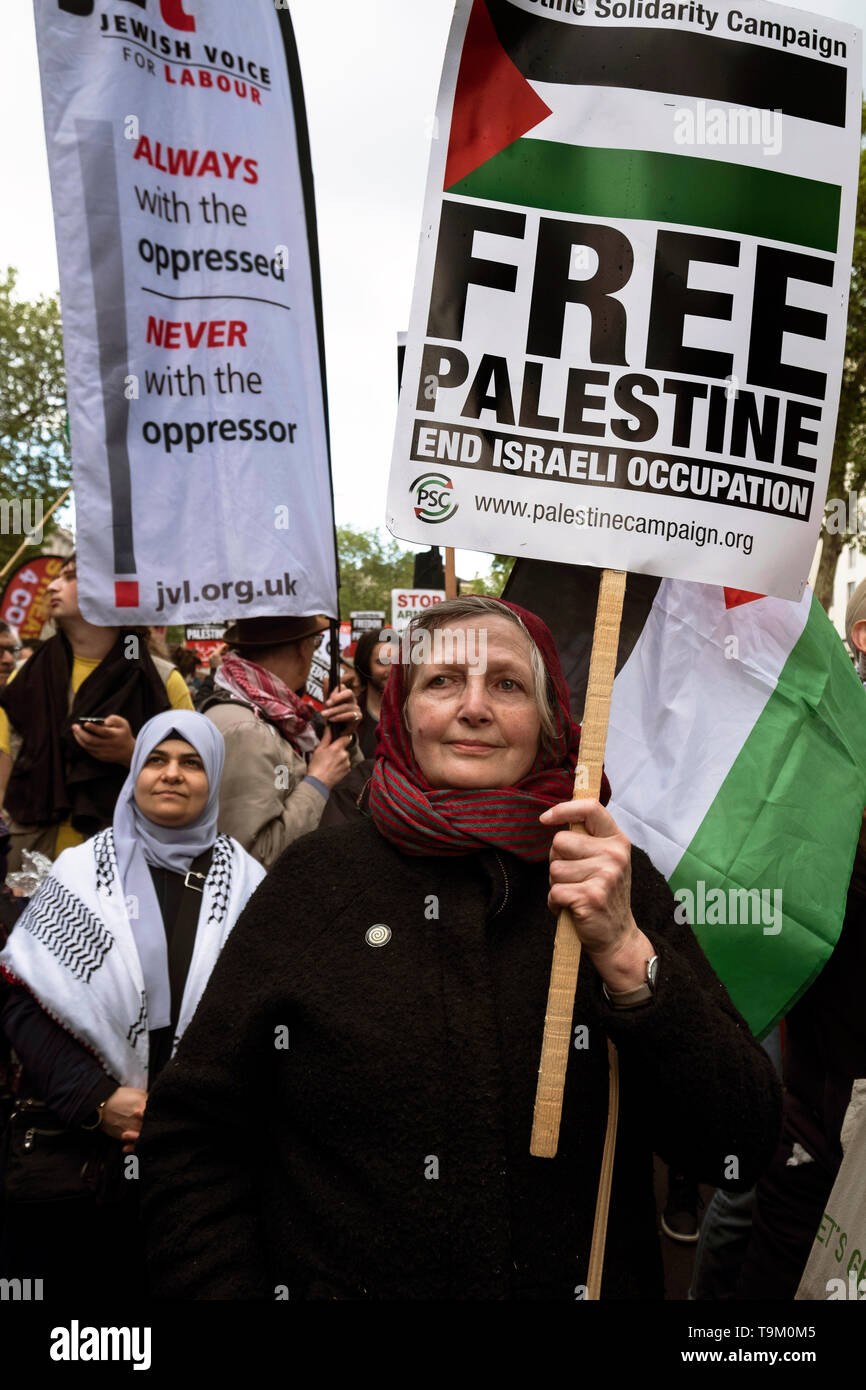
[138,597,781,1300]
[0,711,264,1298]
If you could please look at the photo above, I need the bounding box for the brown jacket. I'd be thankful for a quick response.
[205,699,363,870]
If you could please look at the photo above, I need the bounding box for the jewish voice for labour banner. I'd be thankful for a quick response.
[388,0,861,600]
[34,0,337,624]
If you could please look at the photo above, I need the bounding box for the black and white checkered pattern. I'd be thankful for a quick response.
[93,828,118,897]
[23,875,113,984]
[126,991,148,1048]
[205,835,233,930]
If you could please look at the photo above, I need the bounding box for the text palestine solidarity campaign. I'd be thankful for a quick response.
[532,0,849,59]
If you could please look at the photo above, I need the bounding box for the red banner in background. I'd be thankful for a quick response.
[184,624,228,675]
[0,555,65,640]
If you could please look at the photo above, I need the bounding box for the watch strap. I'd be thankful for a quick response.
[602,955,658,1010]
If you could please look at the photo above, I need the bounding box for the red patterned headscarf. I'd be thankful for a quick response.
[367,598,610,862]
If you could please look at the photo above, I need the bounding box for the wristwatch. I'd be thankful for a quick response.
[602,954,659,1009]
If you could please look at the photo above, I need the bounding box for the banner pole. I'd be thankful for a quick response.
[445,547,457,599]
[0,486,73,585]
[530,566,627,1158]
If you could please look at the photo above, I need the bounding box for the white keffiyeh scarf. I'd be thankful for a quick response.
[0,827,265,1087]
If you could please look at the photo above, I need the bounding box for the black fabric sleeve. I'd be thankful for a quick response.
[599,847,783,1191]
[0,984,118,1128]
[137,861,299,1300]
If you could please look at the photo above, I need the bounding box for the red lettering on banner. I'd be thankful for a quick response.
[146,318,248,349]
[160,0,196,33]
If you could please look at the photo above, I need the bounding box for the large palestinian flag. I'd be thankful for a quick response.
[504,559,866,1038]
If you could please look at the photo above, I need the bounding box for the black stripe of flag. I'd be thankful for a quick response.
[485,0,847,128]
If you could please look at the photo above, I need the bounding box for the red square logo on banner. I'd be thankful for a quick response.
[115,581,139,607]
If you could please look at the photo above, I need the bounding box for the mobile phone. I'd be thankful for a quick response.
[79,716,108,726]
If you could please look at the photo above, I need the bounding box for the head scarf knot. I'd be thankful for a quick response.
[367,599,610,862]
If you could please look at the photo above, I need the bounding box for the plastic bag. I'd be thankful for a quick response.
[5,850,54,899]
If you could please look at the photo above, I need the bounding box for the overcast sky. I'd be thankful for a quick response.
[1,0,862,580]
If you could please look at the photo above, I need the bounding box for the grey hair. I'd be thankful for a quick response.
[403,595,559,759]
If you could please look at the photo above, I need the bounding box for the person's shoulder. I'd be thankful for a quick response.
[150,653,175,685]
[41,835,99,888]
[204,696,259,732]
[164,667,194,710]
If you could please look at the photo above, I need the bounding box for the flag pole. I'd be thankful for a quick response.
[445,546,457,599]
[530,566,627,1158]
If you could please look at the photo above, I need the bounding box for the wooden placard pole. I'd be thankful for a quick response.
[530,567,627,1159]
[444,546,457,599]
[0,486,73,584]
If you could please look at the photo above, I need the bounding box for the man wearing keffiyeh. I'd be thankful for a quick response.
[200,615,364,869]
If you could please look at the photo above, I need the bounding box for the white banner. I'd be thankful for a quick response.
[388,0,862,600]
[391,588,446,633]
[35,0,337,623]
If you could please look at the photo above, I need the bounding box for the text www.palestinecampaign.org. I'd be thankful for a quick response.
[473,493,755,555]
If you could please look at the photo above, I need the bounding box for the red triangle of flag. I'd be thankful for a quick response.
[444,0,551,189]
[723,587,765,609]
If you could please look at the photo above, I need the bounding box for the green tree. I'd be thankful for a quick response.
[815,101,866,611]
[0,268,71,574]
[336,526,416,616]
[461,554,514,595]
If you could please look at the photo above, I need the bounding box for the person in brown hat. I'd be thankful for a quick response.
[198,615,363,868]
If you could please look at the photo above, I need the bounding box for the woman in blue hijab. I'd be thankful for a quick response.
[0,711,265,1298]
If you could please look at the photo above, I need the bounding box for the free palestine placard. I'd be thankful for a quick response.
[389,0,861,599]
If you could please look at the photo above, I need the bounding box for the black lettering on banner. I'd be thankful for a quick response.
[611,374,659,443]
[519,361,560,433]
[781,401,822,473]
[415,345,470,412]
[662,379,709,448]
[409,419,814,521]
[747,247,833,400]
[462,355,515,424]
[646,231,739,380]
[526,219,633,365]
[562,369,609,437]
[426,200,526,343]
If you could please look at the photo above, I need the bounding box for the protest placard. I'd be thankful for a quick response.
[0,556,65,641]
[34,0,338,623]
[388,0,861,600]
[391,588,446,634]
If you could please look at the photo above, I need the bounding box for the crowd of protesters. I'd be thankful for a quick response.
[0,560,863,1301]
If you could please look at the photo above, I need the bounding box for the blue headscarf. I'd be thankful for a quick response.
[112,711,226,1031]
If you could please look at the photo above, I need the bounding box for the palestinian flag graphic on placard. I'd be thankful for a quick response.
[444,0,844,254]
[504,559,866,1039]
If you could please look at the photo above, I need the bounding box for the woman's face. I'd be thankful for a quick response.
[367,642,392,692]
[134,738,209,827]
[405,615,541,789]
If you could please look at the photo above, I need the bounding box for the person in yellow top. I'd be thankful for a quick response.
[0,556,192,870]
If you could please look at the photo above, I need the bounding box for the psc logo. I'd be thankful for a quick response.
[411,473,458,524]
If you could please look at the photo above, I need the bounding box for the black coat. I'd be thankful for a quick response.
[138,818,782,1301]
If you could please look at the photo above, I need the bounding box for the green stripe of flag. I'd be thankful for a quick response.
[447,140,841,253]
[669,594,866,1038]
